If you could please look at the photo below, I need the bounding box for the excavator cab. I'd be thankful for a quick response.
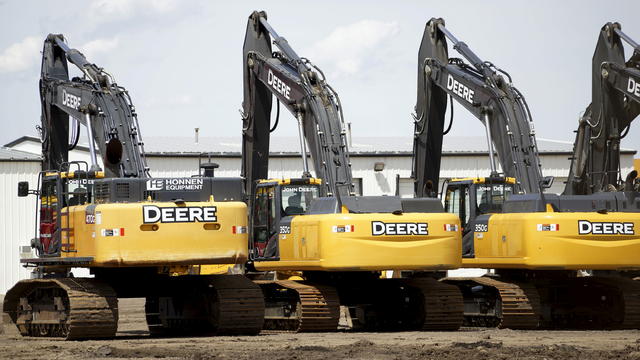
[250,178,321,260]
[18,161,101,258]
[443,176,515,257]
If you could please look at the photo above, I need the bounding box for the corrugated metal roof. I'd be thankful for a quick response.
[0,147,41,161]
[140,136,624,155]
[4,135,635,156]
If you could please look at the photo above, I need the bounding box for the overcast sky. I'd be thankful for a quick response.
[0,0,639,155]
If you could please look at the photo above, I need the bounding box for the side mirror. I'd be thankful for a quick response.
[18,181,30,197]
[540,176,554,189]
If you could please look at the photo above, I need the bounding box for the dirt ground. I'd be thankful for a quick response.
[2,298,640,360]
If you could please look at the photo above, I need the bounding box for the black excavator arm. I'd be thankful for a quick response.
[40,34,149,178]
[412,18,544,196]
[241,11,353,200]
[564,23,640,194]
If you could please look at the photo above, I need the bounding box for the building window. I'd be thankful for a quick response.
[352,178,363,196]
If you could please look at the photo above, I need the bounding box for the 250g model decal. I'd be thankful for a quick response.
[578,220,635,235]
[371,221,428,236]
[143,205,217,223]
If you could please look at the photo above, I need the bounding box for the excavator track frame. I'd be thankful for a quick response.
[405,277,464,331]
[443,276,541,329]
[257,277,463,333]
[256,280,340,332]
[3,278,118,340]
[346,277,463,332]
[445,275,640,330]
[538,276,640,330]
[145,275,265,336]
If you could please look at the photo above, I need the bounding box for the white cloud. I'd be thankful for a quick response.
[88,0,178,23]
[0,36,40,73]
[0,35,119,74]
[146,0,177,13]
[89,0,135,18]
[168,94,194,106]
[305,20,400,77]
[80,37,120,60]
[144,94,194,107]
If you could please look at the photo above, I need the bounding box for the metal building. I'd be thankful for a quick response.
[0,148,40,295]
[0,135,636,294]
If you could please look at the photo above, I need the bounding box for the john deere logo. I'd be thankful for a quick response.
[371,221,428,236]
[578,220,634,235]
[143,205,217,223]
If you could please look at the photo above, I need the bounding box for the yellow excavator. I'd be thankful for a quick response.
[564,22,640,276]
[3,35,264,339]
[241,11,464,331]
[412,18,640,329]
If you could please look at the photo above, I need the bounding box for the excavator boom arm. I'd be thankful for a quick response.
[40,34,149,178]
[565,23,640,194]
[242,11,353,200]
[413,18,543,196]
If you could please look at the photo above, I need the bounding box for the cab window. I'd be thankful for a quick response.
[253,186,276,256]
[40,180,59,223]
[476,183,514,214]
[254,187,276,229]
[463,187,471,225]
[445,185,472,227]
[445,186,461,217]
[281,185,319,216]
[66,178,91,206]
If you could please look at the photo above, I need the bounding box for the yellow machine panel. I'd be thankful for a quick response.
[61,199,249,266]
[254,212,462,271]
[464,211,640,270]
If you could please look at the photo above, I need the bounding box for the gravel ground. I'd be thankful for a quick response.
[2,298,640,359]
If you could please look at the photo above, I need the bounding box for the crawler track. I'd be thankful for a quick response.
[614,277,640,329]
[404,277,463,330]
[578,277,640,329]
[257,280,340,332]
[443,277,541,329]
[209,276,265,335]
[3,278,118,340]
[146,275,264,336]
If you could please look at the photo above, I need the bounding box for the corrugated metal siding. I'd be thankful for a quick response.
[0,162,39,294]
[146,153,635,196]
[1,148,635,293]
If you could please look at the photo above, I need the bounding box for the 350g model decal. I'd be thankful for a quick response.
[279,225,291,234]
[143,205,217,223]
[578,220,635,235]
[371,221,428,236]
